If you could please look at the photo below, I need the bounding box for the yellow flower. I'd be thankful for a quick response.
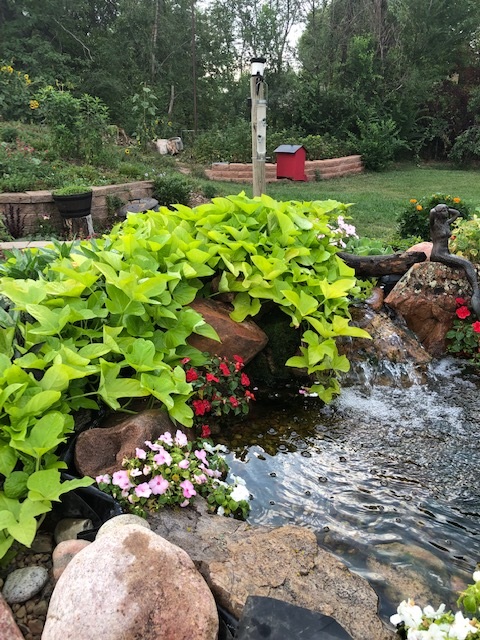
[1,65,14,74]
[29,99,39,110]
[453,197,461,203]
[410,199,417,204]
[125,148,130,154]
[24,74,31,85]
[416,205,423,211]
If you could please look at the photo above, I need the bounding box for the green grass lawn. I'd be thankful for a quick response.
[207,163,480,240]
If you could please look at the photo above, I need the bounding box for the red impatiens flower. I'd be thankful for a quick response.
[456,306,471,320]
[206,373,220,383]
[241,372,250,386]
[219,362,230,376]
[229,396,239,407]
[233,354,244,364]
[192,399,211,416]
[186,368,199,382]
[181,357,191,364]
[201,424,211,438]
[245,390,256,400]
[472,321,480,334]
[455,297,467,306]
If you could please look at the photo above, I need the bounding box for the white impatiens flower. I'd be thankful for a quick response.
[230,483,250,503]
[448,611,477,640]
[423,604,447,620]
[473,571,480,583]
[391,599,424,629]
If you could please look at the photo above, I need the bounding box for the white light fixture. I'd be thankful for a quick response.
[250,57,266,77]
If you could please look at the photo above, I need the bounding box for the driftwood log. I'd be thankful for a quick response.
[337,251,427,277]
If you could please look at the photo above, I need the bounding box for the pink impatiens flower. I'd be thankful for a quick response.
[135,483,152,498]
[174,430,188,447]
[178,458,190,469]
[112,470,133,490]
[148,475,169,495]
[180,479,196,498]
[135,447,147,460]
[95,474,111,484]
[159,432,173,446]
[194,449,209,466]
[153,447,172,467]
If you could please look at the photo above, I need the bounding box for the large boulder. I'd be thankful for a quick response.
[188,298,268,363]
[385,262,479,356]
[148,499,395,640]
[74,409,175,477]
[42,524,218,640]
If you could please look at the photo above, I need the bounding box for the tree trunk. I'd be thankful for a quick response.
[337,251,427,277]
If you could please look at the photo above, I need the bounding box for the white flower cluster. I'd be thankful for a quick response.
[391,580,480,640]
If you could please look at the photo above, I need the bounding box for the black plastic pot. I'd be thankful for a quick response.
[52,191,92,219]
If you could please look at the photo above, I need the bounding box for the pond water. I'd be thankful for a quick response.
[218,359,480,623]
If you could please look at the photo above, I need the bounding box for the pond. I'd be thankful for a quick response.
[218,358,480,624]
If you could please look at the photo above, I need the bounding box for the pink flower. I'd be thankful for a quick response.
[219,362,230,376]
[180,479,196,498]
[472,321,480,333]
[456,306,471,319]
[194,449,209,466]
[241,372,250,386]
[153,447,172,466]
[135,447,147,459]
[95,474,111,484]
[148,475,169,495]
[159,432,173,446]
[194,473,208,485]
[112,470,133,490]
[178,458,190,469]
[143,465,152,476]
[180,500,190,507]
[174,430,188,447]
[135,483,152,498]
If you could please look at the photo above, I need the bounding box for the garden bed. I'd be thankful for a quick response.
[205,155,363,182]
[0,180,154,236]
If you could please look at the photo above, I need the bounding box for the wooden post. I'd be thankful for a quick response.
[250,58,266,197]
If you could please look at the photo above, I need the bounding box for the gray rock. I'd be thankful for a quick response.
[42,524,218,640]
[2,566,49,604]
[54,517,93,544]
[96,514,151,538]
[118,198,158,217]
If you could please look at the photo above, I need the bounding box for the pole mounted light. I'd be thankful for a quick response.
[250,57,267,197]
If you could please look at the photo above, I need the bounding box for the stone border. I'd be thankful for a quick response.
[0,181,154,235]
[204,155,363,183]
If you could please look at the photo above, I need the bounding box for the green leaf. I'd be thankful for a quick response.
[0,444,18,477]
[11,412,70,459]
[27,469,93,502]
[7,390,61,421]
[3,471,29,500]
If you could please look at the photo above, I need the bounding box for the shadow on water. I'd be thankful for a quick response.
[216,358,480,623]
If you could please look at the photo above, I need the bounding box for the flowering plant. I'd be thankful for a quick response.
[182,354,255,436]
[391,571,480,639]
[446,298,480,366]
[398,194,471,241]
[96,429,250,519]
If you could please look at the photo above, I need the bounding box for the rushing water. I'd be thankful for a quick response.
[218,358,480,623]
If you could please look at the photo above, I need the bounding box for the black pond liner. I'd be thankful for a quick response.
[233,596,353,640]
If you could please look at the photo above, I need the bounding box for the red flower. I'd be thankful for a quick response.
[455,297,467,306]
[186,368,199,382]
[472,321,480,334]
[229,396,239,407]
[219,362,230,376]
[181,357,191,364]
[233,355,244,364]
[245,390,255,400]
[456,306,471,320]
[201,424,211,438]
[193,399,211,416]
[241,372,250,386]
[206,373,220,383]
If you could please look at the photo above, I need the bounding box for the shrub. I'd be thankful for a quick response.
[351,117,408,171]
[153,173,192,207]
[449,125,480,166]
[1,127,19,143]
[0,63,35,121]
[397,193,472,240]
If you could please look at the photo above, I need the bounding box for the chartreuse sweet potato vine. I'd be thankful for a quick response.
[0,192,369,559]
